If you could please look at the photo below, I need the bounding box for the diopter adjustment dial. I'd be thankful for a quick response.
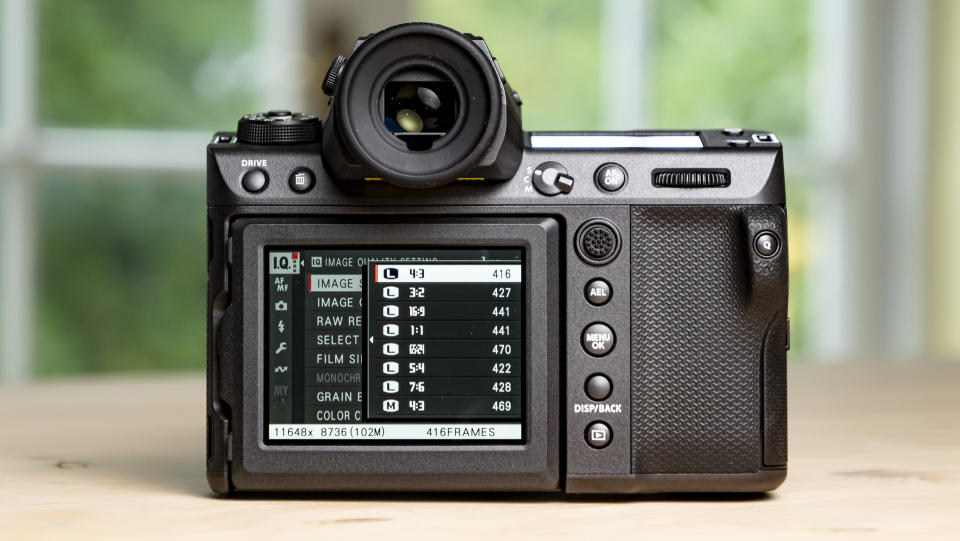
[322,55,347,96]
[236,110,320,145]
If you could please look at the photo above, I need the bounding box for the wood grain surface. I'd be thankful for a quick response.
[1,362,958,540]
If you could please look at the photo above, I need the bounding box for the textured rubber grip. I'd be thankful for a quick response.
[629,205,788,474]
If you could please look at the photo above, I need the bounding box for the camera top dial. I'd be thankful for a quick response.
[236,110,320,145]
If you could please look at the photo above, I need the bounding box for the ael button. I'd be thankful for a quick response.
[585,279,612,306]
[532,161,574,195]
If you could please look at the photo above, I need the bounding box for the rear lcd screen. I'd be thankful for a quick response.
[264,247,524,443]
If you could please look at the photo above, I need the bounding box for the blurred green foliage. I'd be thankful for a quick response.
[646,0,810,348]
[411,0,603,130]
[36,176,205,375]
[28,0,811,375]
[33,0,255,376]
[413,0,808,134]
[38,0,256,128]
[650,0,808,134]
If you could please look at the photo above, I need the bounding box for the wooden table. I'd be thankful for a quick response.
[1,362,958,539]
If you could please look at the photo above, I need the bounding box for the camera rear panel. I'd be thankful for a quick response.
[207,131,787,494]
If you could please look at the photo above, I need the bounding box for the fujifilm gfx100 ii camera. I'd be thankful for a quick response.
[206,23,788,494]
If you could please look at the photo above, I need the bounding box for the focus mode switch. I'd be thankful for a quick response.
[532,161,574,195]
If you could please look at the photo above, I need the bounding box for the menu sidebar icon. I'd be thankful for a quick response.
[268,257,296,423]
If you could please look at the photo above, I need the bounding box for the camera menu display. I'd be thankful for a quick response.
[264,247,524,443]
[366,263,522,420]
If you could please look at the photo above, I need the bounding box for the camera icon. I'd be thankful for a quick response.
[274,300,288,311]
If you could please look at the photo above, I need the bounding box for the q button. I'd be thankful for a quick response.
[754,231,781,258]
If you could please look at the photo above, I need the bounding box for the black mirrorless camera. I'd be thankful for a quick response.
[206,23,788,494]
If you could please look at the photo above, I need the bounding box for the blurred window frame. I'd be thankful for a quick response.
[0,0,941,380]
[0,0,304,381]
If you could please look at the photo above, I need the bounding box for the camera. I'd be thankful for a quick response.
[206,23,788,494]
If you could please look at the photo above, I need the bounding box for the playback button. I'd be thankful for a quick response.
[585,421,612,449]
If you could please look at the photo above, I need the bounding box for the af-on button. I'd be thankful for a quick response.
[595,163,627,192]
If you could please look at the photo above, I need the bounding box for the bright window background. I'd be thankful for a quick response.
[2,0,958,379]
[38,0,256,129]
[29,0,256,376]
[35,176,205,375]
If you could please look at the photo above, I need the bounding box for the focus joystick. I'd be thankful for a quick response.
[236,111,321,145]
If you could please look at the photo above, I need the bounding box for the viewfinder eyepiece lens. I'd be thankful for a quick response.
[384,80,458,151]
[395,109,423,133]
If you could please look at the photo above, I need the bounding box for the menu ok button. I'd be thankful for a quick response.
[582,323,615,356]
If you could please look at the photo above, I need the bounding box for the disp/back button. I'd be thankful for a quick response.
[585,374,612,401]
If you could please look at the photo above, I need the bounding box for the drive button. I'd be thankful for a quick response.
[241,168,268,193]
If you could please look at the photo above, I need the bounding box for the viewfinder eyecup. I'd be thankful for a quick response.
[321,23,516,189]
